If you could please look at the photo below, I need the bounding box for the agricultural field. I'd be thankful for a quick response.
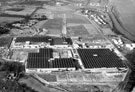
[19,77,51,92]
[4,7,36,16]
[32,20,48,29]
[67,24,89,37]
[19,76,62,92]
[11,51,28,61]
[68,72,84,82]
[15,1,49,6]
[35,9,51,14]
[57,72,67,81]
[58,83,112,92]
[44,5,73,13]
[38,74,57,82]
[0,37,12,47]
[66,13,90,24]
[83,24,99,36]
[34,9,53,19]
[10,28,37,36]
[6,8,24,12]
[41,18,63,35]
[0,17,24,24]
[101,28,115,36]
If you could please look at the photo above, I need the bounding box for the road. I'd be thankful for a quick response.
[29,7,42,17]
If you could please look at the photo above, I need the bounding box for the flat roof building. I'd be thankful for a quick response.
[77,49,126,69]
[26,48,79,73]
[14,36,72,45]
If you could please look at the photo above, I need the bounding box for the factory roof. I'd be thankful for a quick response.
[27,57,78,68]
[27,48,78,69]
[15,36,73,45]
[77,49,126,69]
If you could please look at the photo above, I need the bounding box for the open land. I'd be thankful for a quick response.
[4,7,36,16]
[110,0,135,41]
[10,28,36,36]
[0,37,12,47]
[41,18,63,35]
[0,17,24,24]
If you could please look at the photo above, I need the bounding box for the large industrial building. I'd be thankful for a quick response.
[26,48,79,72]
[10,36,73,49]
[10,36,127,75]
[77,49,126,69]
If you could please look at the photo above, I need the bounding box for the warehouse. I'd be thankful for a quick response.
[26,48,79,73]
[26,58,78,69]
[15,36,72,45]
[15,36,52,43]
[11,36,73,49]
[77,49,126,70]
[28,48,53,58]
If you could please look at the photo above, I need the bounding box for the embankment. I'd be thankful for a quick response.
[108,6,135,42]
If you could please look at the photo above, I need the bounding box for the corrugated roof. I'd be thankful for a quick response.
[15,36,73,45]
[27,48,78,69]
[27,57,78,68]
[28,48,53,58]
[52,58,77,68]
[15,36,52,43]
[77,49,126,68]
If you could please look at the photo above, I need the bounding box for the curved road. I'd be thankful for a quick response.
[109,0,135,41]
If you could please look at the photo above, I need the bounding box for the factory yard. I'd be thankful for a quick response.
[0,0,134,92]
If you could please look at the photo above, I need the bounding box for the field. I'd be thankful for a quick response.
[101,28,115,35]
[0,37,12,47]
[35,9,51,14]
[4,7,36,16]
[10,28,36,36]
[19,77,51,92]
[110,0,135,41]
[83,24,99,36]
[0,17,24,24]
[44,5,73,13]
[11,51,28,61]
[38,74,57,82]
[41,18,63,35]
[66,13,90,24]
[19,76,63,92]
[6,8,24,12]
[15,1,49,6]
[67,24,89,37]
[33,20,47,29]
[57,72,67,81]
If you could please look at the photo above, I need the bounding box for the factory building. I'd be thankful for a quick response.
[77,49,126,72]
[25,48,79,73]
[10,36,127,76]
[10,36,73,49]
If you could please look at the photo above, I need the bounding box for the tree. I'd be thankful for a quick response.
[0,62,25,74]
